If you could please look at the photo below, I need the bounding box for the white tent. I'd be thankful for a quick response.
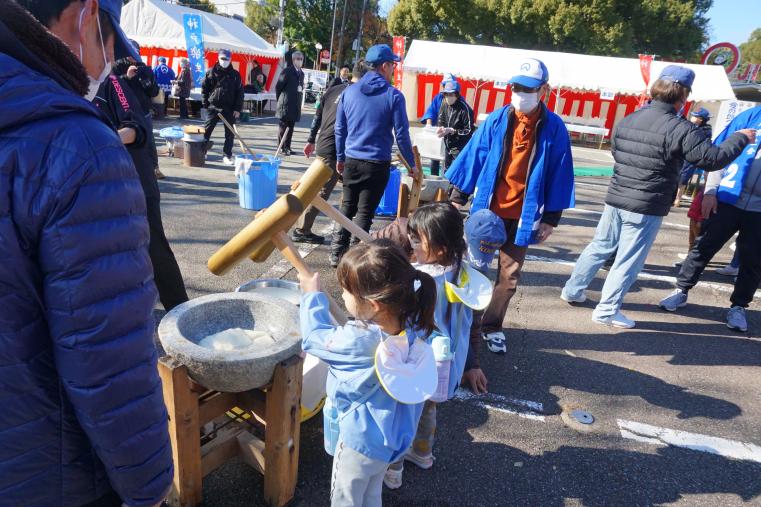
[122,0,281,60]
[403,40,735,102]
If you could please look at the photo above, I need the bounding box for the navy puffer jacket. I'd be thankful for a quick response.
[0,18,173,507]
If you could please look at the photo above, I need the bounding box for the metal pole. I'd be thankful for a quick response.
[276,0,286,47]
[354,0,368,62]
[335,0,349,67]
[327,0,337,77]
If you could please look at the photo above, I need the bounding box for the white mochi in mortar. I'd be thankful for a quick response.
[199,328,275,351]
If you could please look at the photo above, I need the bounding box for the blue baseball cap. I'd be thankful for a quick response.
[465,210,507,271]
[509,58,549,89]
[158,56,167,64]
[99,0,141,61]
[365,44,401,65]
[219,49,232,59]
[442,80,460,94]
[658,65,695,89]
[690,107,710,120]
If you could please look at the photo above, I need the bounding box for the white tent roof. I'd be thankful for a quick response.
[403,40,735,102]
[122,0,281,59]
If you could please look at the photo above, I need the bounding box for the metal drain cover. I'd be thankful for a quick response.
[570,409,595,425]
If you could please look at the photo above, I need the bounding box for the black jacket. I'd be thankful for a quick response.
[437,97,474,154]
[308,82,349,160]
[113,58,158,114]
[276,65,304,122]
[607,101,748,216]
[328,76,348,89]
[202,63,244,112]
[94,74,159,200]
[680,122,713,174]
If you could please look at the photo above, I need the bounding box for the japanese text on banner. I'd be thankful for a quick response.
[392,36,405,91]
[183,13,206,87]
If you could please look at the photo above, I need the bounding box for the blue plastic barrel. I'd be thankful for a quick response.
[375,168,401,216]
[237,154,280,210]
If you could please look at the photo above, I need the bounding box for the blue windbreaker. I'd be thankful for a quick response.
[712,106,761,204]
[300,292,425,463]
[413,263,473,398]
[421,93,443,125]
[0,25,172,506]
[154,63,176,92]
[445,103,576,246]
[334,71,415,165]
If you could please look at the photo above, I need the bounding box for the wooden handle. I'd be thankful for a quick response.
[396,153,413,174]
[208,194,303,275]
[408,146,424,213]
[311,196,373,243]
[397,183,410,218]
[217,113,254,157]
[433,187,448,202]
[272,232,348,325]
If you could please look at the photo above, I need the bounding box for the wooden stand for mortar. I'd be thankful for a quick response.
[159,354,304,507]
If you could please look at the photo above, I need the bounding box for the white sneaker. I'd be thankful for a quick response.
[383,466,403,489]
[223,156,235,166]
[716,265,739,276]
[404,448,434,469]
[592,311,635,329]
[483,331,507,354]
[560,290,587,303]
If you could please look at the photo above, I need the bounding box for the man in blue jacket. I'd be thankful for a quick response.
[446,58,575,355]
[420,73,458,176]
[330,43,418,267]
[1,1,173,505]
[660,106,761,332]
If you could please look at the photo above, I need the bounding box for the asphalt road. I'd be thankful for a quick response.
[152,109,761,506]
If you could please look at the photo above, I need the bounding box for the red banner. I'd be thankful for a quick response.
[639,54,653,86]
[392,36,405,90]
[637,54,654,107]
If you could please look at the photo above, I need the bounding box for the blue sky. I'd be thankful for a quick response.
[705,0,756,46]
[378,0,756,47]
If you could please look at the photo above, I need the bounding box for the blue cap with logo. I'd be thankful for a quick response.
[690,107,710,120]
[99,0,141,61]
[658,65,695,89]
[465,210,507,271]
[365,44,401,65]
[509,58,549,89]
[219,49,232,59]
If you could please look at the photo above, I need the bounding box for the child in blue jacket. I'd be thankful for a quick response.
[300,241,438,506]
[385,202,483,489]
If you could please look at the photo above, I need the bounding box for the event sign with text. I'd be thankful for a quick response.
[183,13,206,87]
[392,36,405,90]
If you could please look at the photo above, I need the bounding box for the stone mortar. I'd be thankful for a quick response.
[158,292,301,392]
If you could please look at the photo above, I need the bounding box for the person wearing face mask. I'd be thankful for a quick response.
[0,0,174,506]
[435,78,473,169]
[202,48,244,165]
[153,56,176,116]
[276,50,305,156]
[561,66,754,329]
[446,58,575,356]
[176,57,193,119]
[420,73,458,176]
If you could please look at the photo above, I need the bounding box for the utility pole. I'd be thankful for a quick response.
[276,0,286,47]
[335,0,349,68]
[327,0,338,76]
[353,0,368,62]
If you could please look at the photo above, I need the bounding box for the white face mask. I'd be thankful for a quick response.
[78,6,111,101]
[511,91,540,113]
[444,95,457,106]
[219,58,231,68]
[293,58,303,69]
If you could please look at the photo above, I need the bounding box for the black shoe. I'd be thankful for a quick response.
[281,148,293,156]
[292,229,324,244]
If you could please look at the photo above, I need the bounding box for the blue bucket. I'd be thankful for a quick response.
[237,154,280,210]
[375,168,401,216]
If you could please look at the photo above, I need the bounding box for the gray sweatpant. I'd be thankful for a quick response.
[330,441,388,507]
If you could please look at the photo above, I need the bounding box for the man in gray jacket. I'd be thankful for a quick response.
[660,106,761,332]
[561,65,755,329]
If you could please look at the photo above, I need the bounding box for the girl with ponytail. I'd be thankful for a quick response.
[299,240,438,506]
[385,202,482,490]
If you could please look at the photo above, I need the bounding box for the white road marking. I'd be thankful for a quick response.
[452,388,546,421]
[261,223,333,280]
[524,254,761,300]
[567,207,688,230]
[617,419,761,464]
